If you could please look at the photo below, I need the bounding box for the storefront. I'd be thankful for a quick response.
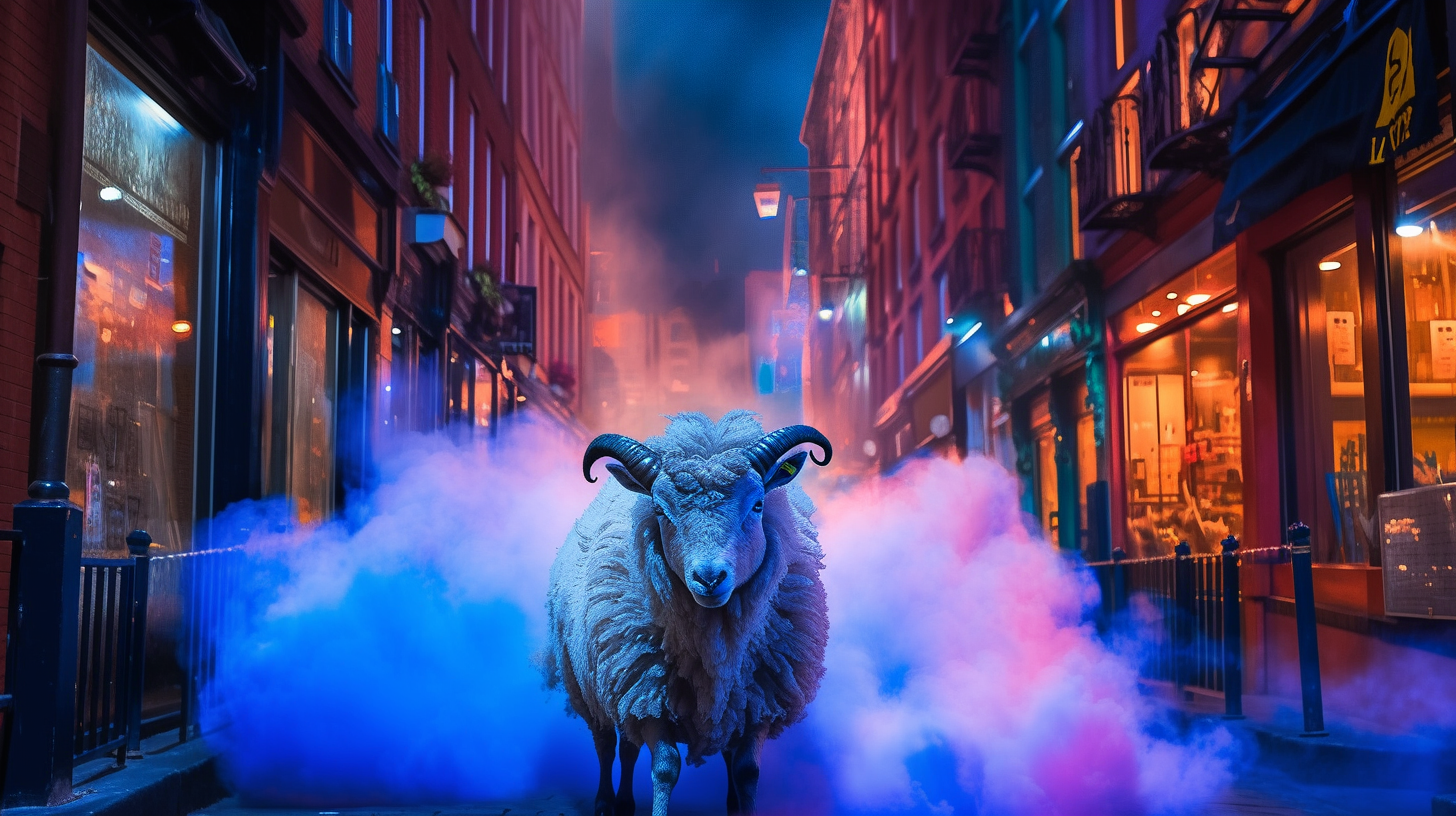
[995,263,1108,553]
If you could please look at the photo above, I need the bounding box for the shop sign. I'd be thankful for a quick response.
[1378,482,1456,618]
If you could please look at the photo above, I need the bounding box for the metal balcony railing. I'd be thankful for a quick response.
[945,227,1005,313]
[1145,8,1232,170]
[1079,87,1158,231]
[947,77,999,175]
[946,1,997,77]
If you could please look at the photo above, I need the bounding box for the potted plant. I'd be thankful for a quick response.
[408,152,453,210]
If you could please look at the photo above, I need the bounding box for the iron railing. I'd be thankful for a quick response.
[1079,85,1158,231]
[945,227,1005,314]
[1144,8,1233,170]
[947,77,999,174]
[946,0,996,77]
[152,546,245,742]
[74,549,140,764]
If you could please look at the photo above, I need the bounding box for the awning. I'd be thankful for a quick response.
[1214,0,1438,245]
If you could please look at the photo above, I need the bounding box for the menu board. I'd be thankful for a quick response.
[1378,483,1456,619]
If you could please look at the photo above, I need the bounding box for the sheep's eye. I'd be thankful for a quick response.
[752,500,764,514]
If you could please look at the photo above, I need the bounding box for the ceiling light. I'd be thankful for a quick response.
[818,307,834,321]
[1151,310,1162,317]
[1185,293,1211,306]
[945,317,954,325]
[391,326,402,335]
[170,320,192,334]
[1318,261,1342,271]
[1136,322,1158,333]
[1176,304,1190,315]
[99,186,123,201]
[1191,370,1200,377]
[1222,303,1238,313]
[1166,292,1178,300]
[516,394,527,403]
[794,267,808,277]
[1397,224,1424,237]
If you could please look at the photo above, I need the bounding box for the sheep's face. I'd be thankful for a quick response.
[651,460,768,608]
[609,449,807,608]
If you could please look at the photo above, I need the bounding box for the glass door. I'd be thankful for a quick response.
[265,264,340,524]
[1284,217,1370,563]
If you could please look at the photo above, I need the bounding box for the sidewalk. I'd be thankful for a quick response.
[1,731,225,816]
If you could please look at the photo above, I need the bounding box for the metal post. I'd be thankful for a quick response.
[3,503,83,808]
[1174,541,1193,691]
[125,531,152,758]
[1111,547,1127,618]
[1086,481,1112,562]
[1221,535,1244,719]
[1287,522,1327,735]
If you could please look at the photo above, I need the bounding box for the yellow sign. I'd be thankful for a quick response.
[1372,25,1417,163]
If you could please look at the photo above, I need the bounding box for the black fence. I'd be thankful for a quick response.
[1,516,246,807]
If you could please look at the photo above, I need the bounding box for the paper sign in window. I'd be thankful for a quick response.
[1327,311,1358,367]
[1431,320,1456,380]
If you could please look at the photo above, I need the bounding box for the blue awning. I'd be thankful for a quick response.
[1213,0,1438,245]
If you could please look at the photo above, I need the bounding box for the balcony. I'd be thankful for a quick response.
[1080,84,1158,232]
[946,2,996,78]
[947,77,999,174]
[945,227,1006,313]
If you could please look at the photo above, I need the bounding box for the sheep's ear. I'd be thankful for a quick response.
[605,463,652,495]
[762,451,810,492]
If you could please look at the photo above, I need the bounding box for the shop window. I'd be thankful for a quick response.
[1397,163,1456,488]
[1032,392,1060,540]
[1075,382,1098,546]
[1121,302,1242,556]
[72,46,205,552]
[1113,245,1236,344]
[265,272,340,524]
[1284,218,1368,563]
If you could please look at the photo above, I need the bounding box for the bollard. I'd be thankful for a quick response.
[1221,535,1244,719]
[1288,522,1327,736]
[1174,541,1193,691]
[125,530,152,759]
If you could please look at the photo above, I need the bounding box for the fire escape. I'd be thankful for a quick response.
[946,1,999,175]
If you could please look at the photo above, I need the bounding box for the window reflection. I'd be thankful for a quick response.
[1032,391,1059,540]
[1122,304,1242,556]
[71,46,203,553]
[266,272,338,524]
[1399,213,1456,486]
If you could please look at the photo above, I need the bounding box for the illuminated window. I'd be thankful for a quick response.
[1109,74,1143,198]
[324,0,354,78]
[1113,0,1138,69]
[1068,145,1083,259]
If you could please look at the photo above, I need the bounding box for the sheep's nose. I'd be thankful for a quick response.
[693,568,727,592]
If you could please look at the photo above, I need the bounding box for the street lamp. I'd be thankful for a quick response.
[754,183,781,219]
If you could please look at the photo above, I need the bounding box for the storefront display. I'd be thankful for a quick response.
[1398,152,1456,488]
[71,45,205,552]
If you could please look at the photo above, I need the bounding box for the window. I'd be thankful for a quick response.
[1400,161,1456,491]
[1285,218,1367,563]
[935,132,946,224]
[417,14,427,159]
[447,67,457,207]
[1068,145,1083,259]
[73,46,205,551]
[1109,75,1144,198]
[324,0,354,78]
[893,220,903,290]
[910,180,921,263]
[526,216,537,284]
[911,300,923,364]
[895,327,906,384]
[1121,303,1242,557]
[936,272,948,327]
[377,0,398,145]
[487,0,496,69]
[1112,246,1236,344]
[467,107,477,263]
[266,274,340,525]
[1033,392,1059,539]
[484,140,493,260]
[1114,0,1138,69]
[499,174,508,274]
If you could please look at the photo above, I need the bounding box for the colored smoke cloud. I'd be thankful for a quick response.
[201,416,1237,814]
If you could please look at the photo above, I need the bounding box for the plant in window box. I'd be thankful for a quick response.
[409,153,453,210]
[465,263,510,338]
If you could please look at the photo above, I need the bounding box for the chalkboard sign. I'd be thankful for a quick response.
[1378,483,1456,619]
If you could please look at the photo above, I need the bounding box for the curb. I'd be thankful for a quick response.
[2,735,226,816]
[1248,724,1456,790]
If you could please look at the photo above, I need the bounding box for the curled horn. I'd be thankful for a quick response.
[743,425,833,477]
[583,433,662,488]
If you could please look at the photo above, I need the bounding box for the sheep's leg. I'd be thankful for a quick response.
[641,719,680,816]
[592,724,618,816]
[723,751,740,813]
[726,729,766,815]
[616,732,640,816]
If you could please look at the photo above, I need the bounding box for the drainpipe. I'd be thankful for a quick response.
[3,0,88,807]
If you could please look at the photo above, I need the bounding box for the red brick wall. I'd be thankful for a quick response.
[0,0,57,690]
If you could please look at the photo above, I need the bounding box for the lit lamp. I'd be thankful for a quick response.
[753,183,781,219]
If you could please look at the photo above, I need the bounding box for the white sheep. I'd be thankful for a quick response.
[543,411,831,816]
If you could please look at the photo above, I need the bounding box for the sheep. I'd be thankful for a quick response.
[543,411,832,816]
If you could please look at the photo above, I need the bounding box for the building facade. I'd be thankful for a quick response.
[804,0,1010,476]
[0,0,585,766]
[1001,0,1456,722]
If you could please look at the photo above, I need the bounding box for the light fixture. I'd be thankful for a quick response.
[1151,310,1162,317]
[1040,335,1050,347]
[754,183,781,219]
[1166,292,1178,300]
[1136,322,1158,333]
[385,385,392,392]
[818,307,834,321]
[945,317,954,325]
[1176,304,1190,315]
[391,326,402,335]
[1191,370,1200,377]
[516,394,527,403]
[170,319,192,334]
[960,321,983,343]
[1185,293,1211,306]
[794,267,808,277]
[1318,261,1342,271]
[1222,303,1238,313]
[1397,224,1424,237]
[99,186,123,201]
